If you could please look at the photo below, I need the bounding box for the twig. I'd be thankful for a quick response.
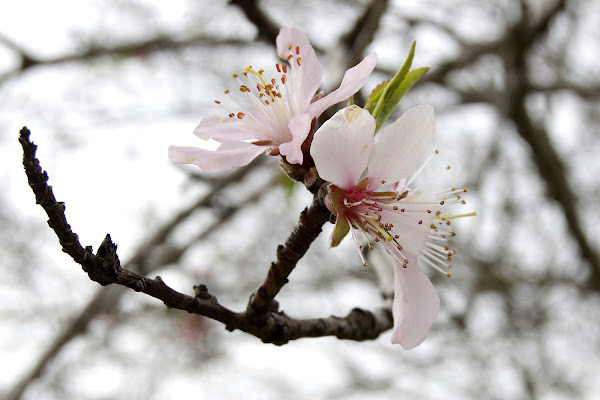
[6,157,272,400]
[19,126,393,346]
[246,193,331,319]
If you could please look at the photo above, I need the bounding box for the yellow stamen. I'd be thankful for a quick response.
[243,66,268,87]
[434,211,477,220]
[365,217,393,241]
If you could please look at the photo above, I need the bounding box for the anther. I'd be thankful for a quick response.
[214,100,221,104]
[418,220,423,225]
[295,45,300,54]
[237,112,245,119]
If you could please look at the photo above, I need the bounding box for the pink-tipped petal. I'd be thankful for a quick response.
[276,27,322,105]
[311,106,375,189]
[368,105,435,189]
[194,113,271,142]
[391,256,440,349]
[279,113,312,164]
[307,52,377,119]
[168,141,268,173]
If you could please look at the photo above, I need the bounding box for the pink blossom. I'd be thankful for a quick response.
[310,105,469,349]
[169,28,377,173]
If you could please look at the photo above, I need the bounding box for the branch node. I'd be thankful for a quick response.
[89,234,121,286]
[194,284,218,304]
[135,278,146,292]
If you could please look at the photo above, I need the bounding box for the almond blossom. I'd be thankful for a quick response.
[169,28,377,173]
[310,105,473,349]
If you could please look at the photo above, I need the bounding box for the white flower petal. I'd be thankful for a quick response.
[194,112,271,142]
[368,104,435,189]
[391,256,440,349]
[279,113,312,164]
[276,27,322,107]
[307,53,377,119]
[381,193,436,255]
[168,141,267,173]
[310,106,375,189]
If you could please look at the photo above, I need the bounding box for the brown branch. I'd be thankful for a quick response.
[0,33,249,85]
[246,193,331,319]
[340,0,389,68]
[229,0,280,44]
[6,160,273,400]
[506,1,600,284]
[19,127,393,348]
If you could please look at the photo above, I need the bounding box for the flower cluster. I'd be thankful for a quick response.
[169,28,473,349]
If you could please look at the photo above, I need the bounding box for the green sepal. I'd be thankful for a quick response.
[327,185,351,247]
[330,214,350,248]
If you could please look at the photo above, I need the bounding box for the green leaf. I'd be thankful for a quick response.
[364,42,429,132]
[373,66,429,132]
[369,42,416,120]
[364,78,390,113]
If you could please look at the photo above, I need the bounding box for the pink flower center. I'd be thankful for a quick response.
[328,179,474,277]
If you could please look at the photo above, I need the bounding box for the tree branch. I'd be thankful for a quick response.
[340,0,389,68]
[0,33,249,85]
[246,193,331,319]
[229,0,280,44]
[6,159,272,400]
[506,1,600,284]
[19,127,393,350]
